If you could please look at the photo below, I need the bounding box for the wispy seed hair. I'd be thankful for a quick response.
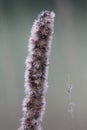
[18,10,55,130]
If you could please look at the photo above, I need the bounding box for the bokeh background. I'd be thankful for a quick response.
[0,0,87,130]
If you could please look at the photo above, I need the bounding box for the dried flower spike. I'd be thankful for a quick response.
[18,11,55,130]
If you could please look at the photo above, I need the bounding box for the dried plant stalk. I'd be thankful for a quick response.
[18,10,55,130]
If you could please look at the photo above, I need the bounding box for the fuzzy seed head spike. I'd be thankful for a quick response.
[18,10,55,130]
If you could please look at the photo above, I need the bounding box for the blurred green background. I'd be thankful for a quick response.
[0,0,87,130]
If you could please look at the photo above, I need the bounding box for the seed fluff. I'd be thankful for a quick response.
[18,10,55,130]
